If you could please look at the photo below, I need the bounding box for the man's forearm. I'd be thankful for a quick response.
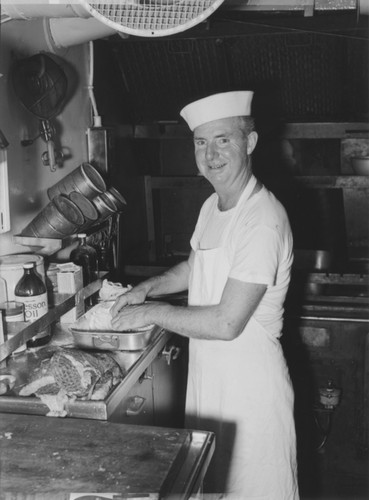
[144,300,253,341]
[137,260,191,298]
[148,303,226,340]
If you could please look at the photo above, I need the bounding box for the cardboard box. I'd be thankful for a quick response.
[56,263,85,323]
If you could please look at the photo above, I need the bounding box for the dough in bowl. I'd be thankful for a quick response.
[74,302,154,332]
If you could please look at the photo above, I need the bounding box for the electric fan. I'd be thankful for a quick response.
[78,0,225,37]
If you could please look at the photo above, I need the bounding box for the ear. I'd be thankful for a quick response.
[247,131,258,155]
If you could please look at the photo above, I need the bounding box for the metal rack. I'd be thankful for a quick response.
[13,214,120,260]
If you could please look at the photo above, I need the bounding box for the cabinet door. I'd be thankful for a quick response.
[109,369,154,425]
[152,335,188,429]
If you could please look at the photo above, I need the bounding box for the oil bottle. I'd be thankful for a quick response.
[14,262,51,348]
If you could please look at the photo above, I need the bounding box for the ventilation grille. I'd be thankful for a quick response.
[79,0,224,37]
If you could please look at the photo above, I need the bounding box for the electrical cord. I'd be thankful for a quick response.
[88,41,101,127]
[313,408,333,452]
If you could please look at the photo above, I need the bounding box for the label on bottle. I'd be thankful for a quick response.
[17,292,50,340]
[21,292,48,321]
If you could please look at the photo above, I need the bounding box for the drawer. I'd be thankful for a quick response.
[109,368,154,425]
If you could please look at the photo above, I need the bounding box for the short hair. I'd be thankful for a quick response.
[238,116,255,138]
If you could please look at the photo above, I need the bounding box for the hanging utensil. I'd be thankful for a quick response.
[11,53,68,172]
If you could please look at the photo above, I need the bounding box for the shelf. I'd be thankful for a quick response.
[0,272,108,362]
[12,234,78,256]
[288,176,369,189]
[146,175,369,192]
[304,272,369,285]
[131,122,369,139]
[13,217,117,256]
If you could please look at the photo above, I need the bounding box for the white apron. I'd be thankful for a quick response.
[186,176,299,499]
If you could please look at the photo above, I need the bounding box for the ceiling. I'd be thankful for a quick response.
[93,3,368,129]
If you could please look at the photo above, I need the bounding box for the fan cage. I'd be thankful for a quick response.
[78,0,224,37]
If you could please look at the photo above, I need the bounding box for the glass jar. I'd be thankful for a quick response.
[0,301,26,354]
[70,233,98,306]
[70,234,98,285]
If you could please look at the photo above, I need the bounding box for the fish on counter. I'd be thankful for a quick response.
[18,348,124,417]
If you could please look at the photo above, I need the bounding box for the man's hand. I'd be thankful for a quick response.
[110,287,148,318]
[111,303,153,331]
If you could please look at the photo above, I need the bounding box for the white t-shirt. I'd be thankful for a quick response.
[190,184,293,338]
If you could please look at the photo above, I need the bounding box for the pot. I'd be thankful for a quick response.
[70,301,159,351]
[70,326,158,351]
[47,163,106,201]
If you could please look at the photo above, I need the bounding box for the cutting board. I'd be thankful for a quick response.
[0,413,193,499]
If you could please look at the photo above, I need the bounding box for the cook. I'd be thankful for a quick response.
[111,90,299,499]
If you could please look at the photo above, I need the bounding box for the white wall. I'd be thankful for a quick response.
[0,19,92,256]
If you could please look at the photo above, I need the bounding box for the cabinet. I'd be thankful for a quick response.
[152,336,188,428]
[109,335,188,428]
[282,316,369,498]
[111,368,155,425]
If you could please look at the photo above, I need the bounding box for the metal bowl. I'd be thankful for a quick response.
[70,326,158,351]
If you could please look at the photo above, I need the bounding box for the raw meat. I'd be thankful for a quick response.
[19,348,123,417]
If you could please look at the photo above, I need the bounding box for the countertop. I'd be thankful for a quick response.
[0,322,173,420]
[0,412,215,500]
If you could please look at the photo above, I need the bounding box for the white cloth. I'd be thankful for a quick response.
[99,280,132,301]
[185,176,299,499]
[76,301,114,331]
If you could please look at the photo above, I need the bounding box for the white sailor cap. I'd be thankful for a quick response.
[180,91,254,131]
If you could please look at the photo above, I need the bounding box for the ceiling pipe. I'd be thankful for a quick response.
[359,0,369,15]
[44,17,118,50]
[1,2,89,20]
[1,2,118,50]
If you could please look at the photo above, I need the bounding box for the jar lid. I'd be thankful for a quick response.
[0,301,24,316]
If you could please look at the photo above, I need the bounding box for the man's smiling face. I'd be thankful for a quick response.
[193,116,252,192]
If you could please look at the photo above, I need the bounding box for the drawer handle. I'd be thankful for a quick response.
[162,345,180,365]
[92,335,120,349]
[126,396,146,417]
